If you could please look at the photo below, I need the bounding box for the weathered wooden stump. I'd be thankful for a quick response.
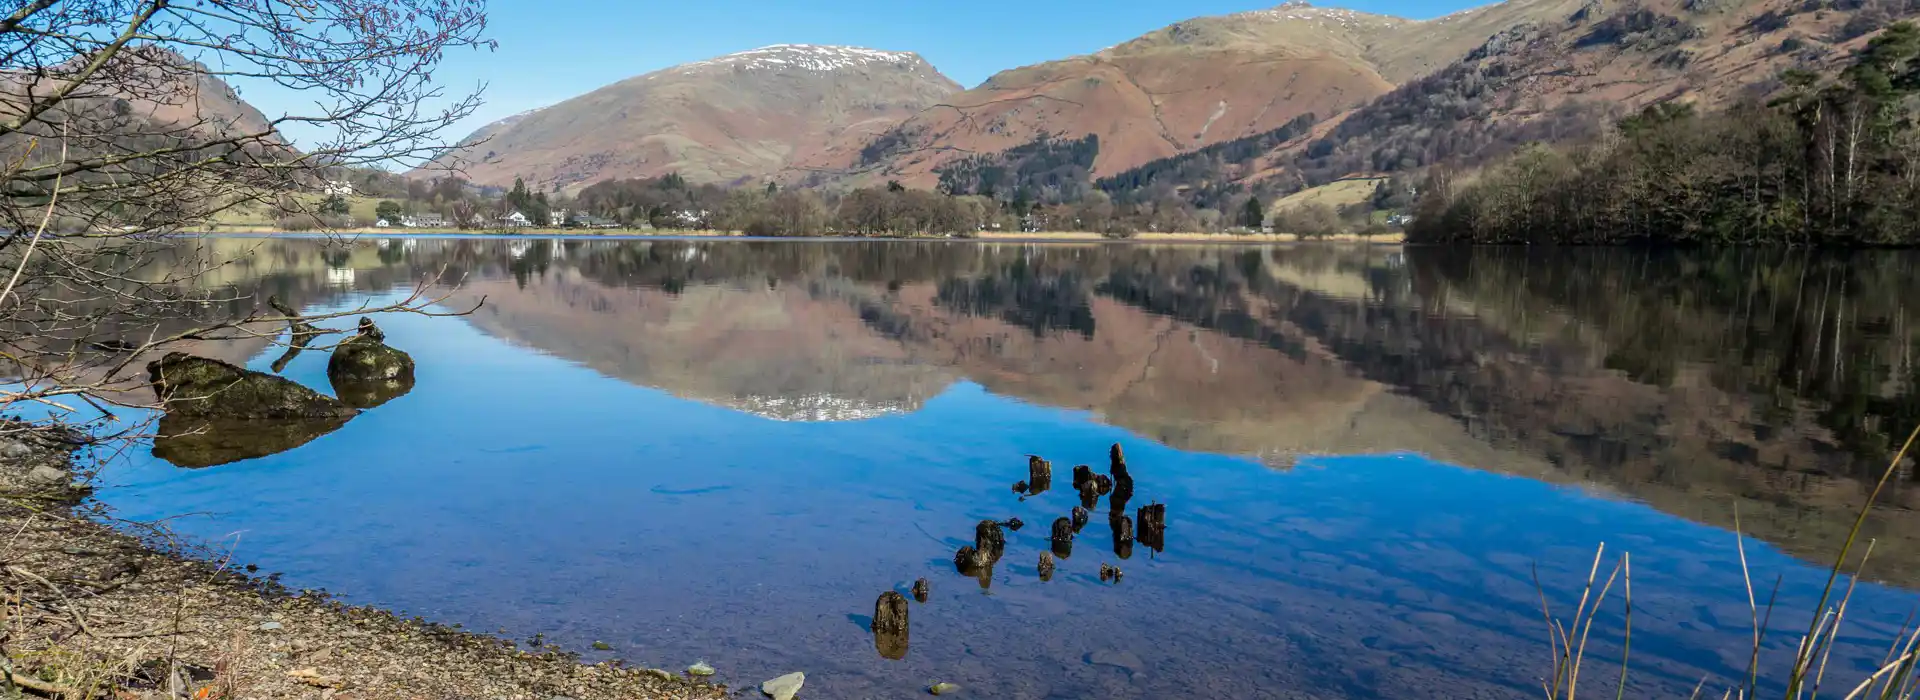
[1072,464,1094,491]
[1138,502,1167,552]
[873,591,909,633]
[1027,455,1053,493]
[1070,506,1089,532]
[912,578,930,603]
[1038,551,1056,582]
[975,520,1006,563]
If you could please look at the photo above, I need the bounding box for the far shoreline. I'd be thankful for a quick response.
[185,227,1407,245]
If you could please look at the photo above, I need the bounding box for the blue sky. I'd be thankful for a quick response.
[240,0,1484,152]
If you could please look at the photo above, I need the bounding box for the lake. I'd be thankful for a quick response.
[86,238,1920,698]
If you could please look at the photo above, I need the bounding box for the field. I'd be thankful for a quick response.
[1272,177,1386,213]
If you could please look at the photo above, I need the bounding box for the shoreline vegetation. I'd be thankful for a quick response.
[1409,23,1920,246]
[188,226,1406,244]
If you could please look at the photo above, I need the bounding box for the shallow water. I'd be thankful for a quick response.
[88,238,1920,698]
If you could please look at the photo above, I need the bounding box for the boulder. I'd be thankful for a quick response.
[911,578,930,603]
[148,353,357,420]
[327,322,414,386]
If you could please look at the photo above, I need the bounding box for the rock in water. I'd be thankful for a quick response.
[873,591,911,659]
[328,325,415,385]
[356,316,386,342]
[1072,464,1094,491]
[761,672,805,700]
[929,681,961,695]
[1071,506,1089,532]
[1012,480,1028,493]
[1093,473,1113,496]
[148,353,358,420]
[1100,563,1124,583]
[912,578,930,603]
[687,661,716,677]
[1027,455,1052,493]
[1037,551,1056,582]
[1004,517,1024,531]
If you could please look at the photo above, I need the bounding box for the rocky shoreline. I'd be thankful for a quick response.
[0,426,727,700]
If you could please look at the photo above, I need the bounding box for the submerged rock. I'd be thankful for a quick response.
[1100,563,1123,583]
[148,353,357,420]
[912,578,930,603]
[150,414,352,469]
[761,672,805,700]
[331,369,416,410]
[929,681,961,695]
[1037,551,1056,582]
[687,661,716,677]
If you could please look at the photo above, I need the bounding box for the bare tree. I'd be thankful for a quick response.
[0,0,491,444]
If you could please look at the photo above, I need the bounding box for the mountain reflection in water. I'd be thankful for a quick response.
[94,236,1920,698]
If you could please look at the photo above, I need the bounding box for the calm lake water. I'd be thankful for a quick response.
[86,238,1920,698]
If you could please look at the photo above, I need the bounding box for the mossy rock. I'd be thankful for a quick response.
[327,335,415,386]
[147,353,357,420]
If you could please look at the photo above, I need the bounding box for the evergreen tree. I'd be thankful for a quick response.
[1241,196,1265,229]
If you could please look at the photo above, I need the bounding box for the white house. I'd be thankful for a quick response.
[500,211,531,228]
[322,180,355,196]
[374,219,392,228]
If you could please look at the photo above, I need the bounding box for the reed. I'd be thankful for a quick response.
[1539,423,1920,699]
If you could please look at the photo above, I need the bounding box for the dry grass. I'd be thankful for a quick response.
[1541,423,1920,699]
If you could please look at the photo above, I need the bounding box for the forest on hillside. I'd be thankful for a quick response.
[1409,22,1920,245]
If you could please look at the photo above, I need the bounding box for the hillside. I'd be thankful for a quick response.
[835,0,1611,191]
[417,45,962,190]
[1251,0,1914,189]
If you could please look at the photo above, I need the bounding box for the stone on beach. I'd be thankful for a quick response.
[761,671,805,700]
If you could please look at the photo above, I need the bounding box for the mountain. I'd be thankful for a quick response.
[1126,0,1916,196]
[0,48,278,145]
[837,0,1594,190]
[418,45,962,189]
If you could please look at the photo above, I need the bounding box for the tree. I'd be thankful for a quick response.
[321,194,352,216]
[887,180,907,193]
[1241,197,1266,229]
[0,0,490,451]
[377,198,406,222]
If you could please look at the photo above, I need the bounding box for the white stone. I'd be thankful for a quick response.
[761,672,805,700]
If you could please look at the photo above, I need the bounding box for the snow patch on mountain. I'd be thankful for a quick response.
[674,45,925,74]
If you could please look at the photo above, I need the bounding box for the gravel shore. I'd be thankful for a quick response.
[0,425,728,700]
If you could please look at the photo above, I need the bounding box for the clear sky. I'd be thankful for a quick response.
[240,0,1484,153]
